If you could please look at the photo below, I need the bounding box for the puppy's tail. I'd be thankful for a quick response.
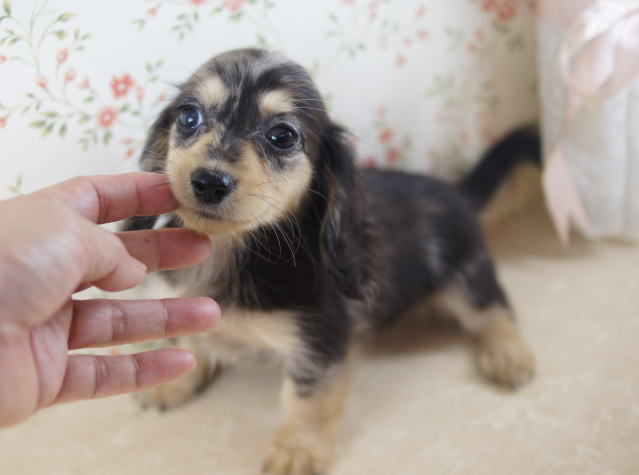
[458,124,541,211]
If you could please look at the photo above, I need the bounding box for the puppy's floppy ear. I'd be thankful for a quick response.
[121,104,175,232]
[139,104,175,173]
[317,123,376,302]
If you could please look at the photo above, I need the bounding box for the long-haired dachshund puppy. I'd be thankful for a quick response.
[124,48,537,475]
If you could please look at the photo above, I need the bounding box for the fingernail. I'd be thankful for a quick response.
[134,259,148,274]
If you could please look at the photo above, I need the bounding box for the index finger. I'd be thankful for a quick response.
[33,172,176,224]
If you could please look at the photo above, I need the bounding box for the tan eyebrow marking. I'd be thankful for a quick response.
[258,89,294,116]
[195,75,229,107]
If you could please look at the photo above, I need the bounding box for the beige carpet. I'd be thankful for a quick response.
[2,204,639,475]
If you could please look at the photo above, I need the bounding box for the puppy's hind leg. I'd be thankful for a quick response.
[439,253,535,389]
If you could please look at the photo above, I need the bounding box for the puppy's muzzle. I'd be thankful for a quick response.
[191,168,235,205]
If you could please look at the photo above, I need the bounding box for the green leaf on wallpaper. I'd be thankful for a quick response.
[491,22,509,35]
[507,35,524,51]
[103,131,113,145]
[43,123,54,136]
[52,30,67,40]
[2,0,10,16]
[328,12,337,23]
[42,111,58,118]
[56,13,74,22]
[77,115,90,124]
[120,103,130,112]
[193,11,199,22]
[8,174,22,195]
[59,123,67,138]
[132,19,145,30]
[0,38,6,46]
[83,96,94,103]
[29,120,45,128]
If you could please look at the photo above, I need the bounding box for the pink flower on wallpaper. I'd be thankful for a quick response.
[481,0,497,11]
[125,148,135,159]
[403,37,413,47]
[97,107,118,128]
[386,148,401,165]
[0,117,6,128]
[79,76,90,89]
[342,0,355,4]
[395,55,406,68]
[56,49,69,64]
[64,67,76,83]
[121,137,134,145]
[36,75,48,90]
[223,0,245,12]
[416,28,429,40]
[147,7,158,17]
[136,85,145,103]
[0,55,6,64]
[111,74,134,98]
[379,127,393,143]
[191,0,207,5]
[361,155,377,168]
[481,0,518,23]
[497,1,517,22]
[416,5,427,18]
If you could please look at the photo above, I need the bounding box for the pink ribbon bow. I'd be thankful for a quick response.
[539,0,639,245]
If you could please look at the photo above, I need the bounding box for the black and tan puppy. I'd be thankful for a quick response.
[125,48,537,475]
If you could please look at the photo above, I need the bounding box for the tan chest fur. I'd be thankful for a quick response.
[189,308,301,369]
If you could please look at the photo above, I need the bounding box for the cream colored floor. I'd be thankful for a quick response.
[2,204,639,475]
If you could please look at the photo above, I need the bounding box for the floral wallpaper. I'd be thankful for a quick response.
[0,0,538,199]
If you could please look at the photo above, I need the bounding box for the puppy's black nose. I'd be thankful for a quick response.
[191,168,235,205]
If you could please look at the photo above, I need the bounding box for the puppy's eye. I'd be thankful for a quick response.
[177,106,203,130]
[265,125,297,149]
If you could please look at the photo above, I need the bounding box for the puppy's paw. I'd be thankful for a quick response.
[478,316,535,389]
[135,358,215,411]
[262,430,331,475]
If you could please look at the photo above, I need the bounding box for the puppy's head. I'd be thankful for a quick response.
[143,49,329,235]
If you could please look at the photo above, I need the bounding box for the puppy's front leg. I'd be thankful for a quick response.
[263,363,351,475]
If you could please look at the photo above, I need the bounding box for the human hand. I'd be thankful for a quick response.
[0,172,219,427]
